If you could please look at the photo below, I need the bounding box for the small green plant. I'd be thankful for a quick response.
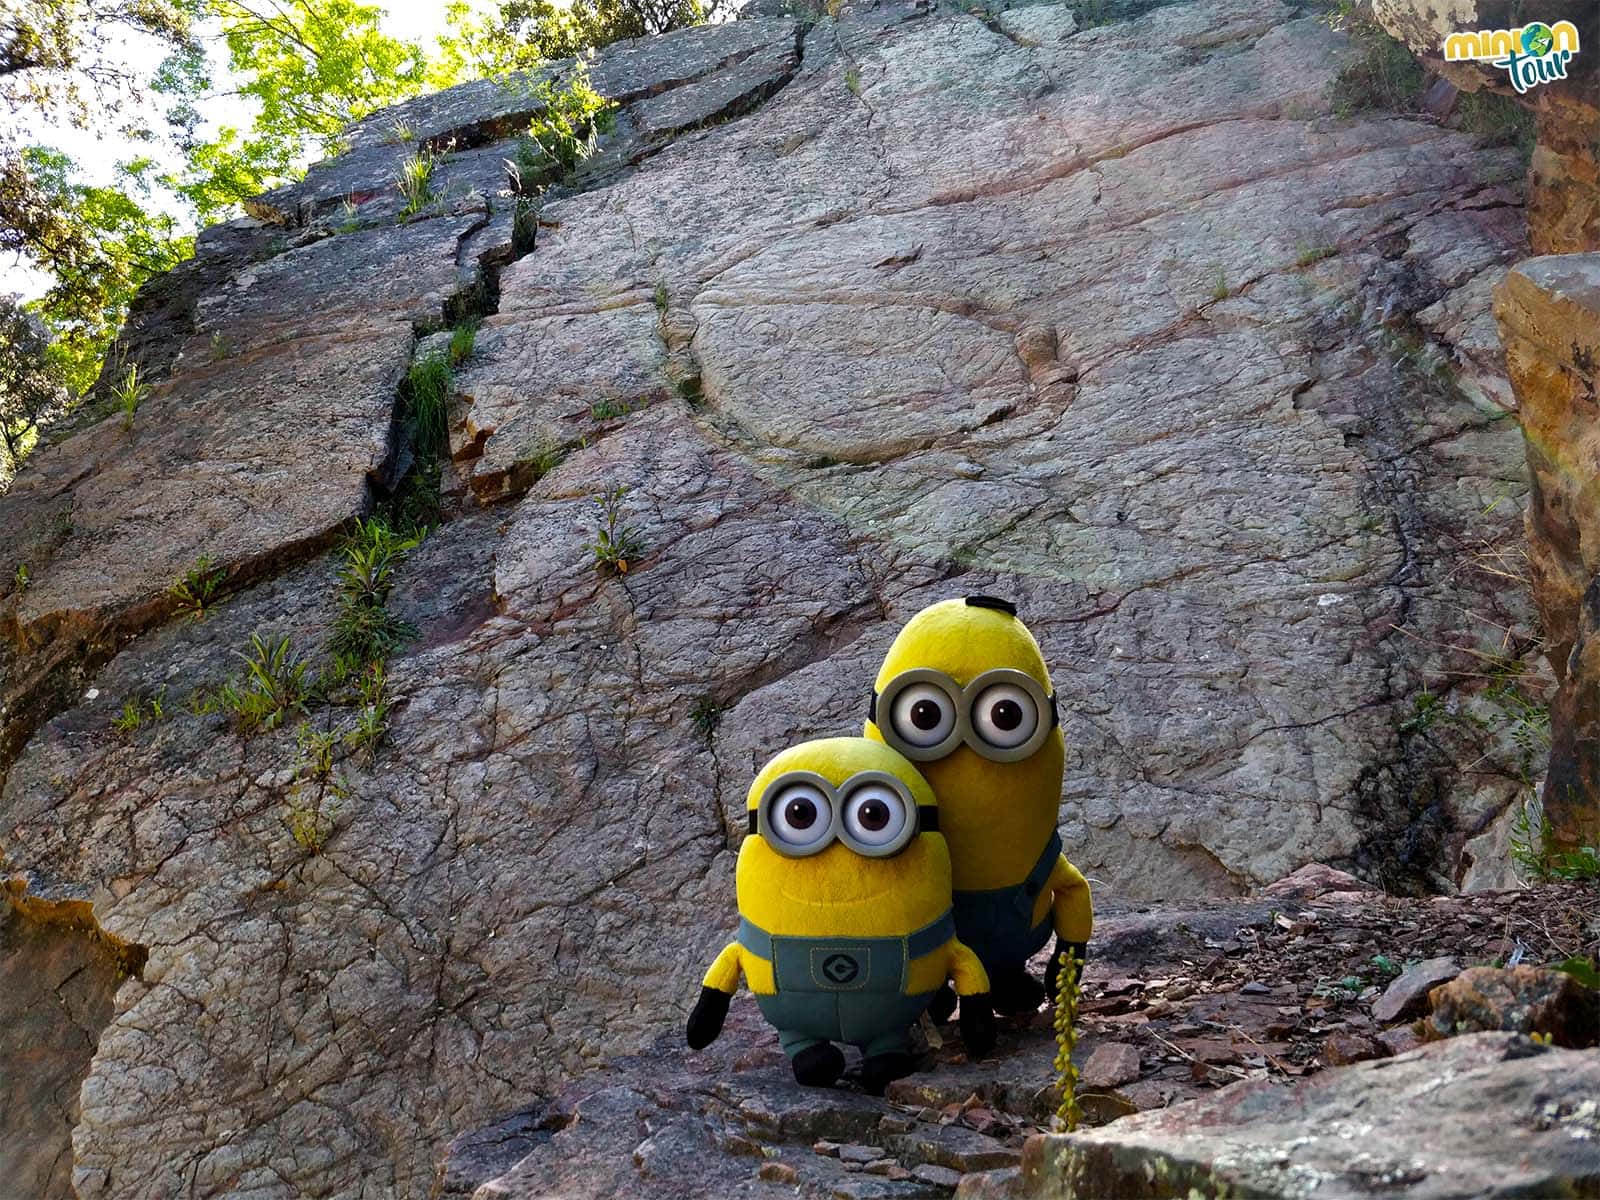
[284,722,349,853]
[589,485,644,574]
[689,697,722,738]
[328,518,420,665]
[111,686,168,737]
[448,320,478,366]
[1210,268,1230,301]
[169,555,226,619]
[1514,801,1600,881]
[219,633,309,734]
[112,696,146,737]
[1400,690,1443,734]
[844,66,861,95]
[1296,241,1336,267]
[590,395,637,421]
[1456,90,1536,162]
[113,364,149,430]
[395,149,436,219]
[509,62,616,193]
[1326,7,1424,118]
[382,115,416,144]
[344,664,390,761]
[406,353,452,456]
[210,332,237,358]
[1052,948,1083,1131]
[13,563,28,594]
[652,282,669,313]
[1369,953,1401,978]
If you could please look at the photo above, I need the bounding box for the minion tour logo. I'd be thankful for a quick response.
[1444,20,1581,93]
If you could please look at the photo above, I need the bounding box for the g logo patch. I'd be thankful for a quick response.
[822,953,860,984]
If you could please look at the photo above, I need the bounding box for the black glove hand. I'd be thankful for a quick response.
[958,991,996,1057]
[1045,938,1087,1002]
[686,986,731,1049]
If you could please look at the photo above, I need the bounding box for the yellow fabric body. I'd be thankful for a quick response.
[736,738,951,941]
[863,599,1069,891]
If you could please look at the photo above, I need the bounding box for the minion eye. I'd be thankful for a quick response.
[766,784,832,849]
[890,683,957,749]
[971,683,1039,750]
[841,784,909,849]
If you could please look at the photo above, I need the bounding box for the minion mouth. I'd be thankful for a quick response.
[780,887,891,907]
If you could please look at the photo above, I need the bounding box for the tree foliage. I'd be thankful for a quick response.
[2,0,716,485]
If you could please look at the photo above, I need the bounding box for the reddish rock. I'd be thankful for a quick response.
[1320,1031,1388,1066]
[1080,1043,1141,1089]
[1427,966,1600,1048]
[1261,863,1375,901]
[758,1161,798,1184]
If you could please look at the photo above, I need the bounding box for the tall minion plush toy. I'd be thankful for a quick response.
[864,596,1092,1015]
[686,737,996,1093]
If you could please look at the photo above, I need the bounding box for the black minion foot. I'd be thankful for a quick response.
[928,982,958,1025]
[792,1042,846,1088]
[989,966,1046,1016]
[859,1051,917,1096]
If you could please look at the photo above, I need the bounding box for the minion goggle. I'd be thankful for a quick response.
[868,667,1058,764]
[747,769,938,859]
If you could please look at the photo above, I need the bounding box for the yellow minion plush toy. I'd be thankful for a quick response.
[864,596,1092,1015]
[686,737,995,1093]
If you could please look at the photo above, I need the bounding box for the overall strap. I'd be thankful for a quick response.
[737,916,774,960]
[1025,829,1063,896]
[905,909,956,959]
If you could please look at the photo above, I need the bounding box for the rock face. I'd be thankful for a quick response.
[1494,254,1600,849]
[1032,1032,1600,1199]
[0,0,1552,1195]
[1375,0,1599,255]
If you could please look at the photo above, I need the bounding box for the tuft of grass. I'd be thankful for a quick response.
[170,555,226,619]
[1296,241,1336,267]
[448,320,478,366]
[652,282,669,313]
[112,696,147,737]
[590,395,638,421]
[1456,90,1536,162]
[844,66,861,95]
[113,364,149,431]
[210,332,237,358]
[689,697,722,739]
[218,633,310,735]
[1510,800,1600,882]
[588,485,644,574]
[406,353,452,457]
[396,149,436,219]
[382,116,416,144]
[13,563,28,594]
[1326,4,1424,118]
[1210,267,1230,301]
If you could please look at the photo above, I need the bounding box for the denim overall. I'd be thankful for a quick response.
[739,910,954,1059]
[952,830,1060,972]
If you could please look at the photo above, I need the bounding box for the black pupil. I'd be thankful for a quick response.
[858,799,890,832]
[910,698,944,730]
[784,797,817,829]
[991,699,1023,731]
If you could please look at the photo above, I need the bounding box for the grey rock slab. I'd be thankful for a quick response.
[1079,1042,1141,1090]
[884,1123,1022,1173]
[1033,1033,1600,1199]
[1371,957,1461,1024]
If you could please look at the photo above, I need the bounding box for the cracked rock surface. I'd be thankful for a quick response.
[0,0,1550,1196]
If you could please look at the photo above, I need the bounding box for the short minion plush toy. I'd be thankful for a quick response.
[686,737,995,1093]
[864,596,1092,1015]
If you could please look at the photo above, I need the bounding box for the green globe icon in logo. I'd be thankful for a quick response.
[1521,23,1554,56]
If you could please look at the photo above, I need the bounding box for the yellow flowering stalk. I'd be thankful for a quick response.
[1053,947,1083,1131]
